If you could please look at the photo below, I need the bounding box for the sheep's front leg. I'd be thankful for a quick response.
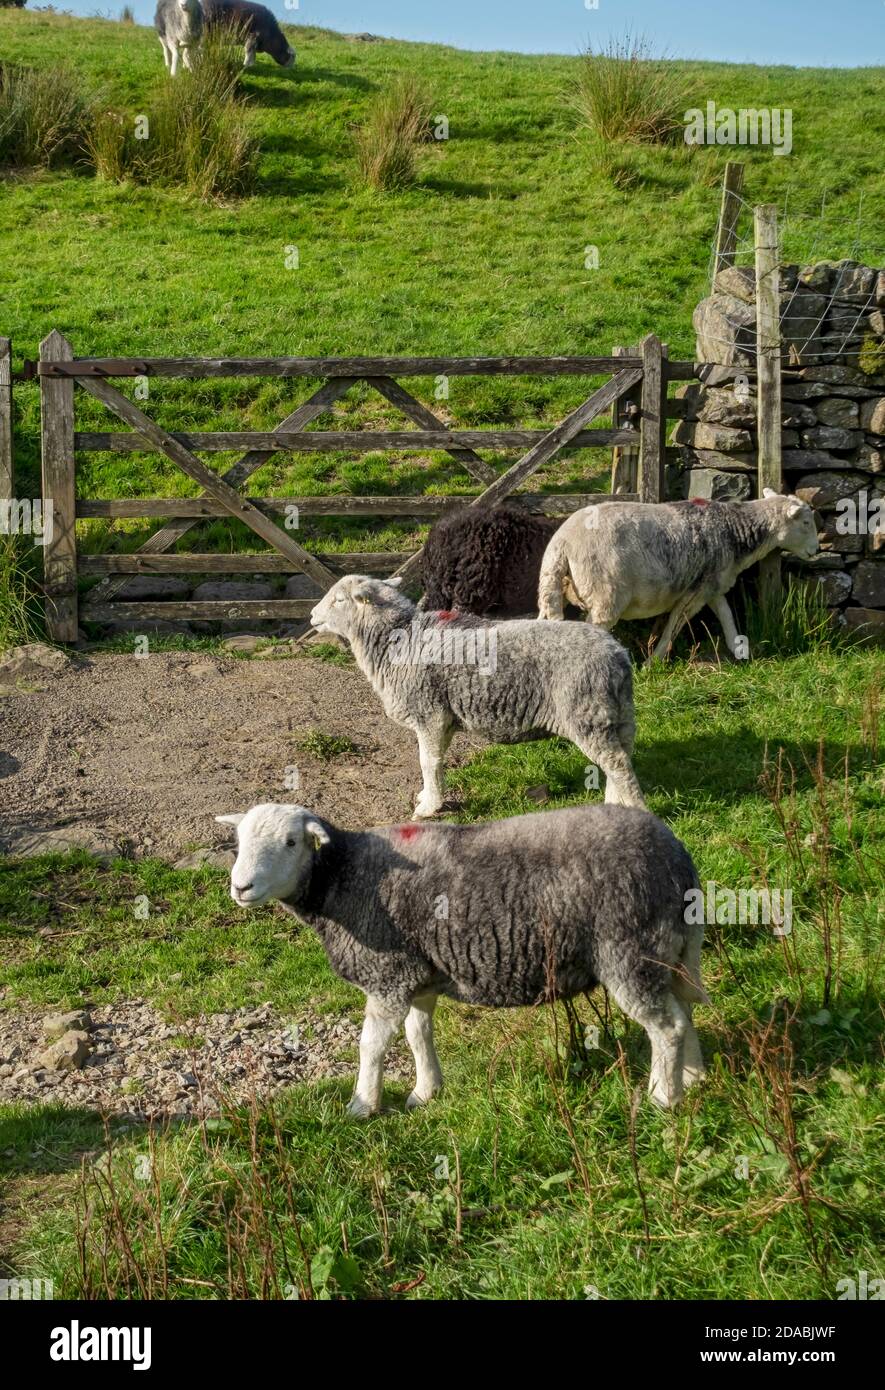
[159,38,171,70]
[413,726,451,819]
[709,593,746,660]
[404,993,443,1109]
[181,45,194,72]
[170,44,180,77]
[611,984,686,1109]
[243,37,257,67]
[347,996,407,1118]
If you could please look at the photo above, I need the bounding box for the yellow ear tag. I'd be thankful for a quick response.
[311,833,323,851]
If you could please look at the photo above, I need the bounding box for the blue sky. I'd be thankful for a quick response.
[51,0,885,65]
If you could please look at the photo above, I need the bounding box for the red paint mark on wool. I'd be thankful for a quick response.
[395,824,424,842]
[690,497,710,507]
[436,609,458,622]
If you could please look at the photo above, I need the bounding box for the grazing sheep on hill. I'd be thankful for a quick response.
[201,0,295,68]
[419,505,562,617]
[154,0,203,75]
[310,575,645,816]
[218,801,708,1113]
[537,489,820,659]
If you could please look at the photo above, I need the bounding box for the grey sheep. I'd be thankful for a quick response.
[537,489,820,659]
[310,575,646,817]
[154,0,203,75]
[218,802,709,1114]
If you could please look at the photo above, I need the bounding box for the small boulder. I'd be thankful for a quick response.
[117,576,191,600]
[221,635,263,654]
[43,1009,93,1040]
[191,581,274,602]
[284,574,323,599]
[0,643,70,683]
[35,1031,92,1072]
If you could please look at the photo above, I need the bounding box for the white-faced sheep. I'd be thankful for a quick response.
[537,489,820,659]
[218,802,708,1114]
[310,575,646,817]
[154,0,203,75]
[419,504,562,617]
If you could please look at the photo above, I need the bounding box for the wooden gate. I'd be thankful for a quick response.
[38,331,688,640]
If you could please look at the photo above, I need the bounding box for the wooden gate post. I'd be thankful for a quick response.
[714,161,745,275]
[638,333,666,503]
[40,330,79,641]
[754,204,783,606]
[0,338,12,501]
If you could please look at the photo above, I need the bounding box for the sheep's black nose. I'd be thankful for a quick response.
[233,881,253,894]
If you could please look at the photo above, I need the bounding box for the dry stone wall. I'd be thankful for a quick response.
[672,259,885,643]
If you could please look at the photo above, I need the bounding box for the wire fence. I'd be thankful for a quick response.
[704,188,884,365]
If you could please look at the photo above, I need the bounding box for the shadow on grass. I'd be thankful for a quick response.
[639,731,858,805]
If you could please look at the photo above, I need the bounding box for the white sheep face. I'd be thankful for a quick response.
[216,804,329,907]
[763,488,820,560]
[310,574,402,639]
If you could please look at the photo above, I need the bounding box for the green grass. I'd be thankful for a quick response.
[0,12,883,1300]
[1,12,883,560]
[1,649,882,1298]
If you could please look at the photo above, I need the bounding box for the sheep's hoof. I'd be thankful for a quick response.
[412,801,441,820]
[345,1095,377,1119]
[647,1082,681,1110]
[405,1087,441,1110]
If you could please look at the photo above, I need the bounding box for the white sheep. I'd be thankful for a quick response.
[537,489,820,659]
[309,575,645,817]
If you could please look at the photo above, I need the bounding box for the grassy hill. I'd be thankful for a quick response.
[1,11,884,524]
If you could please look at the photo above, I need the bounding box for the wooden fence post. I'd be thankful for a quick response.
[40,330,79,642]
[0,338,12,500]
[610,344,641,495]
[638,333,666,503]
[754,204,783,606]
[714,162,745,275]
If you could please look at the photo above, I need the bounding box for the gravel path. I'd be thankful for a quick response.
[0,646,481,861]
[0,998,411,1118]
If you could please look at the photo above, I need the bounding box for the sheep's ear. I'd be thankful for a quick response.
[387,576,403,587]
[762,487,779,499]
[215,813,245,827]
[786,495,805,516]
[303,818,331,851]
[352,580,376,606]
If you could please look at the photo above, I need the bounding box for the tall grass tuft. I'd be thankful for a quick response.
[0,62,90,169]
[355,75,432,191]
[0,536,45,653]
[744,573,842,658]
[119,4,135,21]
[570,34,690,146]
[86,29,256,197]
